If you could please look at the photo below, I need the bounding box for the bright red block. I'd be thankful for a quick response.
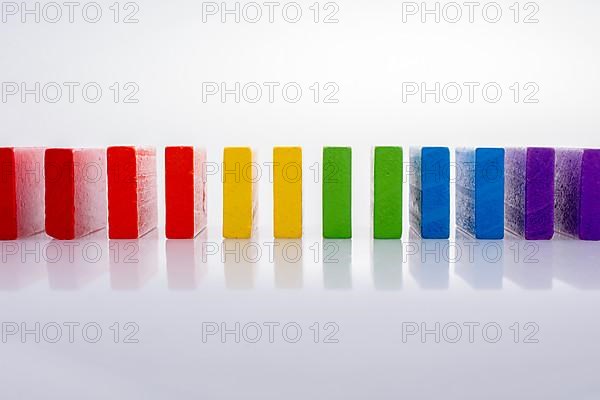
[44,148,107,239]
[165,146,207,239]
[107,146,157,239]
[0,147,45,239]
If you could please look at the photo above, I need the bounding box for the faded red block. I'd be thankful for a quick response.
[107,146,157,239]
[0,147,45,240]
[44,148,107,239]
[165,146,207,239]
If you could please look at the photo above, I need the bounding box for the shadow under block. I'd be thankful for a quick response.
[223,147,256,239]
[456,148,504,239]
[505,147,555,240]
[107,146,158,239]
[322,147,351,238]
[44,148,107,240]
[373,146,403,239]
[409,147,450,239]
[273,147,302,238]
[0,147,45,240]
[555,149,600,240]
[165,146,207,239]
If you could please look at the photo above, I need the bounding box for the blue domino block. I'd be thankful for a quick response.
[410,147,450,239]
[456,148,504,239]
[475,148,505,239]
[456,148,476,235]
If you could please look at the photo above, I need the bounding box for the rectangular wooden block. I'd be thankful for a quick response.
[322,147,351,239]
[421,147,450,239]
[475,148,505,239]
[408,148,422,236]
[45,148,107,239]
[0,147,45,239]
[409,147,449,239]
[107,146,158,239]
[455,148,476,236]
[524,148,555,239]
[505,147,554,240]
[555,148,600,240]
[223,147,256,238]
[273,146,302,238]
[456,148,504,239]
[579,149,600,240]
[165,146,207,239]
[373,146,403,239]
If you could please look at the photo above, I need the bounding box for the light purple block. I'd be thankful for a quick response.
[555,149,600,240]
[505,148,555,240]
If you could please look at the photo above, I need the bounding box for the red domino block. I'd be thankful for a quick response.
[44,148,107,240]
[165,146,207,239]
[0,147,45,239]
[107,146,157,239]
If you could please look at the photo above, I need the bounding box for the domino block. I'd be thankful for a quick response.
[322,147,351,239]
[409,147,449,239]
[44,148,107,239]
[579,149,600,240]
[456,148,504,239]
[165,146,207,239]
[373,146,403,239]
[107,146,157,239]
[555,149,600,240]
[223,147,256,238]
[273,146,302,238]
[505,147,555,240]
[0,147,45,240]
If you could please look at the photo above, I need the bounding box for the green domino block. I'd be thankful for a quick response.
[373,147,403,239]
[323,147,352,238]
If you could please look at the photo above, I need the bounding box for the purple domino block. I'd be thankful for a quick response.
[555,149,600,240]
[525,148,555,239]
[580,150,600,240]
[505,148,555,240]
[555,149,582,237]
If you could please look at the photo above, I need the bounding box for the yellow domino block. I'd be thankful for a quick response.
[223,147,256,238]
[273,147,302,238]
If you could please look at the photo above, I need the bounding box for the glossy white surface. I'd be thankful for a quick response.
[1,230,599,399]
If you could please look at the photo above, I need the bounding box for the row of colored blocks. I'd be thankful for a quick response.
[1,146,598,241]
